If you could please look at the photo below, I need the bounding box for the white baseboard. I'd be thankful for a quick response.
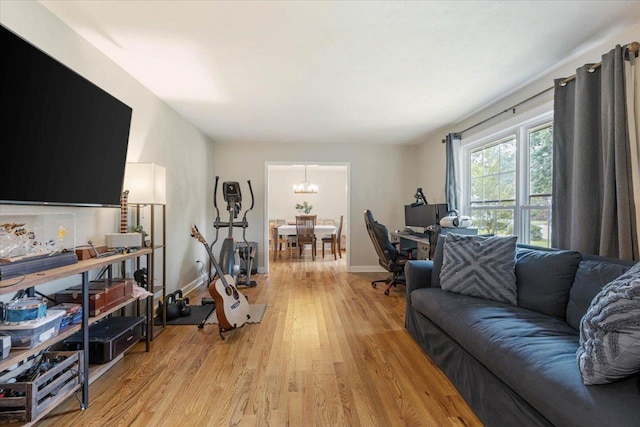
[180,277,205,297]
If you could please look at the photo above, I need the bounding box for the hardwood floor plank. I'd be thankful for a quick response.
[32,254,481,426]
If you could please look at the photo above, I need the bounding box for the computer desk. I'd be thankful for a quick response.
[390,227,479,260]
[390,231,432,260]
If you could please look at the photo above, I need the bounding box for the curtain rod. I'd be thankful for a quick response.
[442,41,639,143]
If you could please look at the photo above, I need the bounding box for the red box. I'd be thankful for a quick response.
[54,278,133,316]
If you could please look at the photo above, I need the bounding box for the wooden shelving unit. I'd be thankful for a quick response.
[133,203,166,340]
[0,248,153,425]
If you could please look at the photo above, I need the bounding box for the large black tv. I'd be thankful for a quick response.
[0,25,132,207]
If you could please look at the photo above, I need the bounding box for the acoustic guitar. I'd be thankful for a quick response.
[190,225,250,337]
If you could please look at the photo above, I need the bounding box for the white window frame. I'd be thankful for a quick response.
[460,106,553,244]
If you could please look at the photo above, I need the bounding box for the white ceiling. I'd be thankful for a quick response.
[41,1,640,146]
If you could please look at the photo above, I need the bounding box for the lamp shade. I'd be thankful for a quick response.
[123,163,166,205]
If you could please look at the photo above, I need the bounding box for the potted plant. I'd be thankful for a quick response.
[133,224,151,247]
[295,201,313,214]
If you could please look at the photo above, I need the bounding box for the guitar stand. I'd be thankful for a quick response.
[198,303,217,330]
[217,315,251,340]
[195,277,250,339]
[218,325,227,340]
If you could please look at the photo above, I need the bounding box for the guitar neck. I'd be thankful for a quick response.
[120,190,129,233]
[202,239,231,288]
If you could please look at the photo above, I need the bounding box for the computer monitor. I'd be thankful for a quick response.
[404,204,438,229]
[435,203,450,222]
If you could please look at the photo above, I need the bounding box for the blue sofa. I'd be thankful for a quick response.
[405,240,639,427]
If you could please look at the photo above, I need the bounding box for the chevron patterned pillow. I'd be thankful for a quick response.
[440,234,518,305]
[577,262,640,385]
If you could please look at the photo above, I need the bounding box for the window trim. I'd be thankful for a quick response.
[461,107,553,243]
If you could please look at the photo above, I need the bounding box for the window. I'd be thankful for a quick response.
[525,124,553,247]
[463,113,553,246]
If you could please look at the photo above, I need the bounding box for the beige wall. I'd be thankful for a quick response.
[268,165,348,233]
[0,1,215,298]
[213,142,418,271]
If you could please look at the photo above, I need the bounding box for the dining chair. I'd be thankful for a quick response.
[322,215,343,260]
[295,215,317,260]
[268,220,276,247]
[271,223,293,260]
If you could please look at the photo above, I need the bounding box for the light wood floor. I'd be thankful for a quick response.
[36,252,482,426]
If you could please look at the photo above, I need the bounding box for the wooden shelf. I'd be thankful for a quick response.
[0,248,153,425]
[133,204,166,341]
[0,248,153,296]
[0,296,144,373]
[0,324,81,372]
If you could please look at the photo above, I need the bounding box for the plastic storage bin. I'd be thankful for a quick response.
[0,310,65,349]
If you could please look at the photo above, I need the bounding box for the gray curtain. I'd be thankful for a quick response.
[552,45,639,260]
[445,133,461,212]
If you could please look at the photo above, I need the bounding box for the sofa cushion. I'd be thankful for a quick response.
[440,234,517,305]
[410,288,640,427]
[577,263,640,385]
[566,260,632,330]
[430,234,446,288]
[515,247,581,319]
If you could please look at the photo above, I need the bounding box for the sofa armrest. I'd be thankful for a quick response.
[405,260,434,295]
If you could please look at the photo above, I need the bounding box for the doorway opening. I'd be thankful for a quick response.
[265,162,349,272]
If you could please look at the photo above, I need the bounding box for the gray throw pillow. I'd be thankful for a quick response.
[566,261,632,330]
[440,234,518,305]
[577,263,640,385]
[515,247,581,319]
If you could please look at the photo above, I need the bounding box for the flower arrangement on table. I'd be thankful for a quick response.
[295,201,313,214]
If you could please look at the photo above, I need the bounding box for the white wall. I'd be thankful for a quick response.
[268,165,347,222]
[415,21,640,206]
[0,1,215,299]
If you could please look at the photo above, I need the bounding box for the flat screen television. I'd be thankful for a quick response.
[404,204,438,229]
[0,25,132,207]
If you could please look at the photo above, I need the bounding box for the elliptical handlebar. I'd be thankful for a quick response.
[213,177,255,232]
[241,180,254,244]
[247,180,254,211]
[212,176,222,245]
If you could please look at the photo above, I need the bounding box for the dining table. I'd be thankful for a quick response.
[277,224,337,237]
[274,224,337,257]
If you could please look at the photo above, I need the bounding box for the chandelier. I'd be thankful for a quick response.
[293,165,318,194]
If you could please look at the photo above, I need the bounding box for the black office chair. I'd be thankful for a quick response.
[364,209,410,295]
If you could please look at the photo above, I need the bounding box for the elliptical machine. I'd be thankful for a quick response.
[211,176,257,287]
